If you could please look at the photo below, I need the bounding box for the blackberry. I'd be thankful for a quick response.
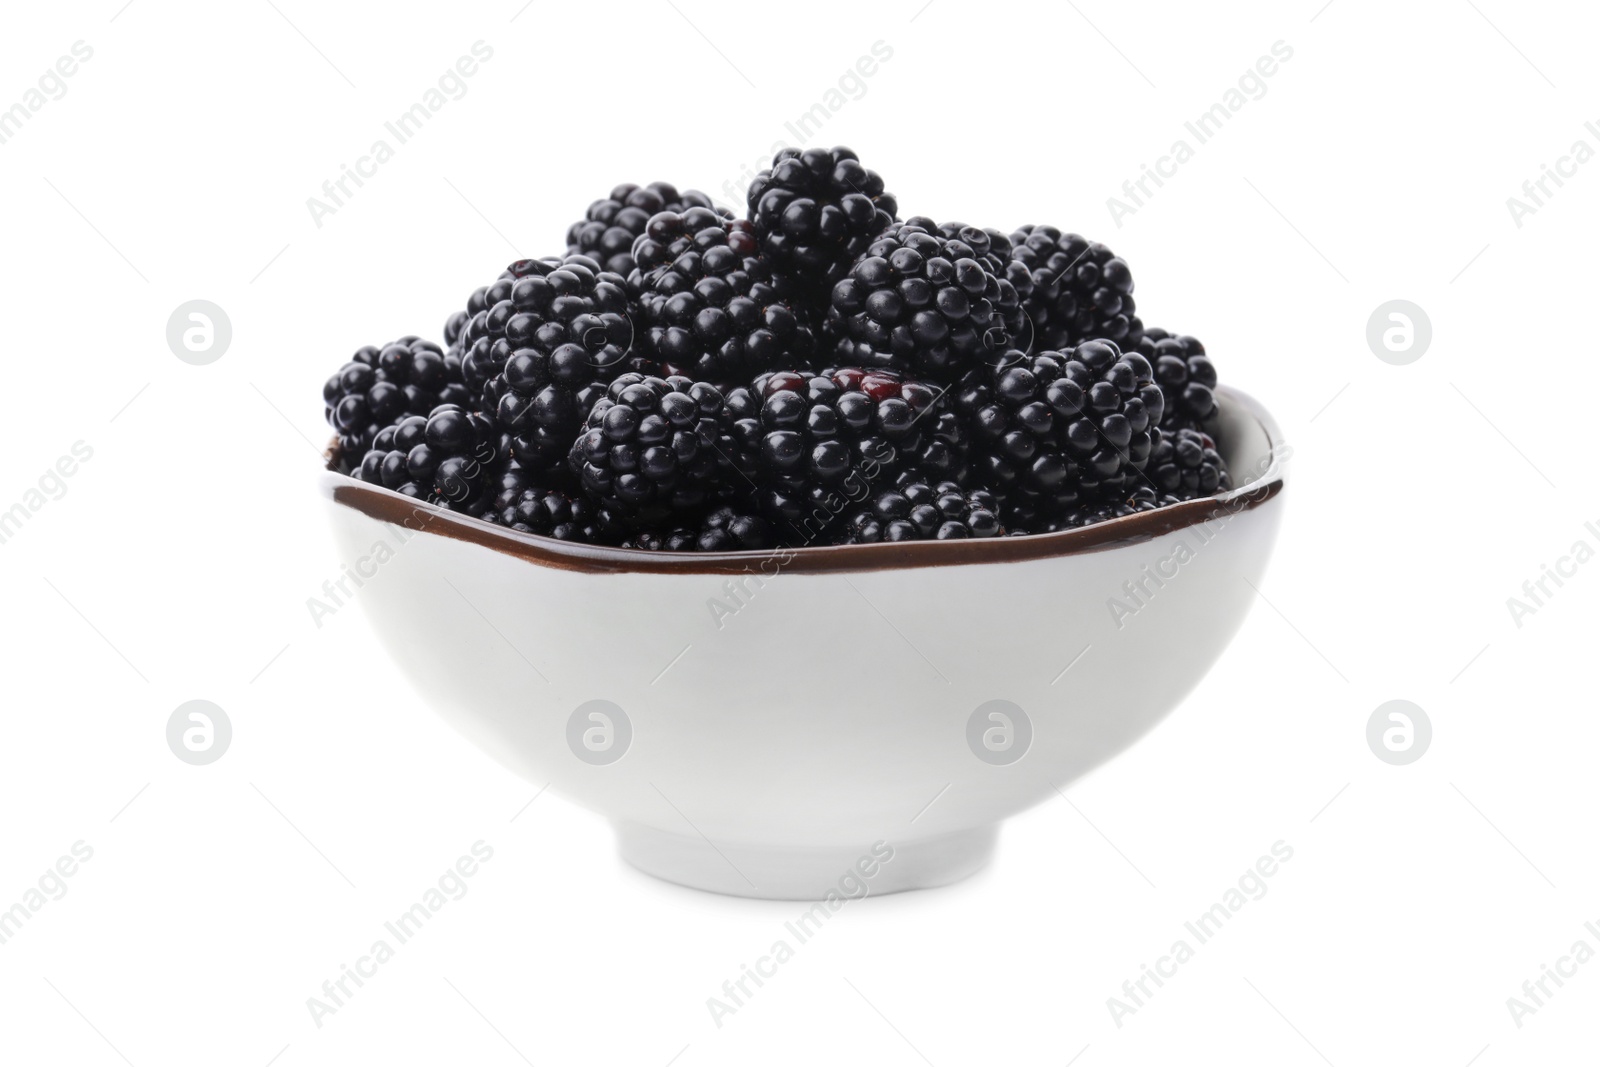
[1134,329,1218,430]
[746,146,898,299]
[630,209,815,381]
[839,471,1002,543]
[622,503,777,551]
[566,182,725,276]
[1009,226,1141,350]
[826,219,1016,381]
[570,374,727,521]
[1146,426,1230,500]
[355,404,500,507]
[958,340,1164,520]
[724,368,964,529]
[933,221,1032,339]
[457,255,639,473]
[323,337,470,470]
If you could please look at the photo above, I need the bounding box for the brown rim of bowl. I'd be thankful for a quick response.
[321,384,1285,576]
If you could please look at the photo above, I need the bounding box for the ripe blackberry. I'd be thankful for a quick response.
[621,503,778,551]
[630,208,815,381]
[457,255,640,473]
[1146,426,1230,500]
[826,220,1016,381]
[354,404,500,507]
[839,471,1002,543]
[724,368,964,529]
[323,337,470,470]
[933,220,1032,339]
[958,340,1164,519]
[746,146,898,299]
[566,182,725,276]
[569,374,727,520]
[1134,329,1218,430]
[1009,226,1141,350]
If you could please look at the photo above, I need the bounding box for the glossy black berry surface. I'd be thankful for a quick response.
[569,373,727,522]
[957,340,1163,524]
[1010,226,1141,351]
[457,255,640,474]
[322,147,1246,549]
[839,470,1002,543]
[827,219,1017,382]
[746,146,897,300]
[722,367,965,533]
[355,403,500,507]
[630,209,815,382]
[323,337,470,470]
[566,182,726,276]
[1134,329,1218,431]
[1147,426,1230,500]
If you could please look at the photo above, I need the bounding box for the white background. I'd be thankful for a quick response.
[1,1,1596,1064]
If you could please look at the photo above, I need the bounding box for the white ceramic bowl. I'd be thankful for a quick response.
[321,385,1286,899]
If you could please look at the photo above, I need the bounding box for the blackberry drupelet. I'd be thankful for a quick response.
[566,182,724,276]
[1146,426,1230,500]
[443,310,468,350]
[457,255,640,473]
[839,471,1002,543]
[746,146,898,299]
[1009,226,1141,351]
[621,503,777,551]
[323,336,471,470]
[355,404,500,507]
[1134,329,1218,431]
[933,220,1032,340]
[569,374,727,521]
[630,208,815,382]
[958,340,1164,521]
[826,219,1016,381]
[724,368,964,530]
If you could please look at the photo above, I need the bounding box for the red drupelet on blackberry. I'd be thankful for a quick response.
[323,336,471,471]
[566,182,726,276]
[1009,226,1142,351]
[1134,328,1219,431]
[746,146,898,300]
[629,208,816,383]
[569,373,728,523]
[826,219,1017,382]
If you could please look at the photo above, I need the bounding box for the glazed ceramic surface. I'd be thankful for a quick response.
[321,386,1287,898]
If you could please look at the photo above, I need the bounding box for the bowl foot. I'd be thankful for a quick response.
[614,821,997,900]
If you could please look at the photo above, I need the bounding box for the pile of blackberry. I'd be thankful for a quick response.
[321,146,1235,549]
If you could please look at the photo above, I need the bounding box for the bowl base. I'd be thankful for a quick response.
[614,822,997,900]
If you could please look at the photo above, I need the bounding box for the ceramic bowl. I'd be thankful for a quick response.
[320,385,1286,899]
